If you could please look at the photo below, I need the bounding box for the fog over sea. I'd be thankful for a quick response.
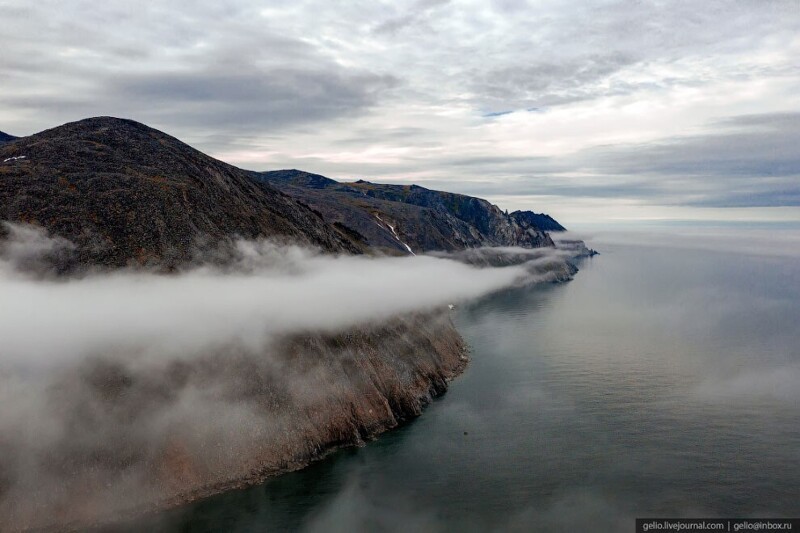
[131,226,800,533]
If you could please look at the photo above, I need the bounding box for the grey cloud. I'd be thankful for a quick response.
[483,110,514,117]
[107,68,397,131]
[0,2,398,140]
[6,62,395,139]
[417,112,800,208]
[490,0,530,13]
[372,0,451,34]
[420,178,664,202]
[574,112,800,206]
[464,0,800,111]
[328,127,432,147]
[586,112,800,178]
[472,53,636,111]
[257,107,800,210]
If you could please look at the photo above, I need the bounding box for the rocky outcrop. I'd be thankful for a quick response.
[0,313,466,531]
[255,170,557,255]
[511,210,566,232]
[0,118,363,272]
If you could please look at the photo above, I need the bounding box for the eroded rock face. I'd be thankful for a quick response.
[0,313,466,531]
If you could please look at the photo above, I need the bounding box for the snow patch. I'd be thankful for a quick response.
[374,214,415,255]
[2,155,26,163]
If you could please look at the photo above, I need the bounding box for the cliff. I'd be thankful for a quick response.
[0,117,582,531]
[0,313,466,531]
[255,170,557,254]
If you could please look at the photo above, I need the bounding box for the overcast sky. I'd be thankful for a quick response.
[2,0,799,225]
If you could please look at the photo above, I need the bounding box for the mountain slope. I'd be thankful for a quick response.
[256,170,557,254]
[0,118,361,269]
[0,131,16,144]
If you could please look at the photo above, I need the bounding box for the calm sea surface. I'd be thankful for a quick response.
[132,236,800,532]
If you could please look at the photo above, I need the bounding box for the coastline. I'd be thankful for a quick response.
[7,313,470,532]
[88,330,468,532]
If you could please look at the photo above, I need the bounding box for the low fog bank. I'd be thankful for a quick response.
[0,230,575,368]
[430,246,580,268]
[0,224,578,530]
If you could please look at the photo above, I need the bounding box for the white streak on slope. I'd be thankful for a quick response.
[375,214,415,255]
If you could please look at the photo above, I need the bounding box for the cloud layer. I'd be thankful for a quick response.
[2,0,799,222]
[0,236,567,367]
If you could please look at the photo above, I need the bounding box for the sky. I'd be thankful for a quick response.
[1,0,799,225]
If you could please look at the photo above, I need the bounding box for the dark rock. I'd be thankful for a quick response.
[256,171,559,255]
[510,210,567,231]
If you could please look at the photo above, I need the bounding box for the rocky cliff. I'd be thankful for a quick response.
[0,313,466,531]
[255,170,557,255]
[0,117,582,531]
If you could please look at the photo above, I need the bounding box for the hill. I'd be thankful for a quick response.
[0,117,361,270]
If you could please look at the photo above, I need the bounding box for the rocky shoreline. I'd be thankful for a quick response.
[3,313,469,532]
[96,321,467,532]
[1,247,587,532]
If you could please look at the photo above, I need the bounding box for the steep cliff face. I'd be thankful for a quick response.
[0,118,362,271]
[0,313,466,531]
[256,170,556,255]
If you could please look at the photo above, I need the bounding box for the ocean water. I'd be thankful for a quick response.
[133,232,800,532]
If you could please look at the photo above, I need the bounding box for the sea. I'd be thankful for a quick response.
[130,226,800,532]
